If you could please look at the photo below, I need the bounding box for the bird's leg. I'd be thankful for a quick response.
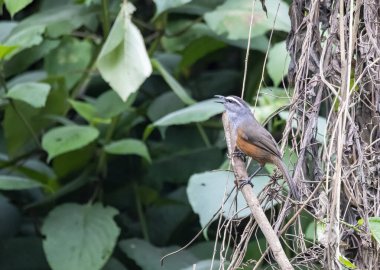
[239,165,263,189]
[228,149,246,162]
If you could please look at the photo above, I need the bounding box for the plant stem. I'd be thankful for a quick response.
[0,64,40,148]
[96,116,119,177]
[133,182,150,241]
[101,0,110,38]
[196,123,211,147]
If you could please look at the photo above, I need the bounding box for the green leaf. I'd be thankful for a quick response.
[204,0,290,40]
[7,82,50,108]
[154,99,224,127]
[97,3,152,101]
[151,58,196,105]
[3,24,45,58]
[68,99,110,124]
[153,0,192,18]
[95,90,132,119]
[45,37,94,91]
[5,40,60,77]
[4,0,33,17]
[42,203,120,270]
[104,139,151,163]
[180,36,226,70]
[4,78,68,157]
[119,238,198,270]
[267,41,290,86]
[279,111,326,142]
[254,87,290,123]
[187,171,271,228]
[0,175,42,190]
[42,125,99,161]
[0,44,18,59]
[369,217,380,245]
[0,21,18,42]
[338,254,357,269]
[12,4,97,38]
[147,92,185,122]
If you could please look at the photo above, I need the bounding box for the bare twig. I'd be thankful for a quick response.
[221,113,294,270]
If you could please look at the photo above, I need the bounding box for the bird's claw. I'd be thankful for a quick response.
[239,179,253,189]
[228,150,246,162]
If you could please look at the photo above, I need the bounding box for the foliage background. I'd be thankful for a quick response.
[0,0,321,269]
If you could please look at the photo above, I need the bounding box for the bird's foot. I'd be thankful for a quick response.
[238,179,253,189]
[228,150,246,162]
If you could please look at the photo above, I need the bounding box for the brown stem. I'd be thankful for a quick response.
[221,113,294,270]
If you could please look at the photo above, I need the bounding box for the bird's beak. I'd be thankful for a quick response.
[214,95,225,104]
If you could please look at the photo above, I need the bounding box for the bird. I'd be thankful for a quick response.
[215,95,299,199]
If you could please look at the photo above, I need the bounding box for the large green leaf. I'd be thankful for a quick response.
[12,4,97,38]
[204,0,290,39]
[104,139,151,163]
[3,25,45,58]
[0,44,18,60]
[151,58,195,105]
[5,40,60,77]
[4,0,33,17]
[7,82,50,108]
[180,36,226,70]
[253,87,290,123]
[95,90,132,119]
[267,41,290,86]
[369,217,380,245]
[45,37,94,91]
[42,203,120,270]
[153,99,224,126]
[119,238,198,270]
[42,125,99,161]
[153,0,192,18]
[0,175,42,190]
[3,78,68,157]
[97,3,152,101]
[187,171,272,228]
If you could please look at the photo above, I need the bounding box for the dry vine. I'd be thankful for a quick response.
[214,0,380,269]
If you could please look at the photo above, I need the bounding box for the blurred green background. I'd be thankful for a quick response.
[0,0,304,269]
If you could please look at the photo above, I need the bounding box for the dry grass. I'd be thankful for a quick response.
[212,0,380,269]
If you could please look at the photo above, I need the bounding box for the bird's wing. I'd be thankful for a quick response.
[238,123,282,158]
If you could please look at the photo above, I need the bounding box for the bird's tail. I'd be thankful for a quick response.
[273,157,299,200]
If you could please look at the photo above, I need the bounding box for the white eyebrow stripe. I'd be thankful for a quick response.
[226,96,242,104]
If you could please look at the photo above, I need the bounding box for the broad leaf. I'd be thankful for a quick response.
[267,41,290,86]
[45,37,94,91]
[187,171,272,228]
[7,82,50,108]
[153,99,224,126]
[369,217,380,245]
[69,99,111,124]
[97,3,152,101]
[0,175,42,190]
[151,58,195,105]
[104,139,151,163]
[3,25,45,58]
[95,90,132,119]
[42,125,99,161]
[0,44,18,60]
[4,0,33,17]
[42,203,120,270]
[4,78,67,157]
[12,4,97,38]
[204,0,290,40]
[153,0,192,18]
[119,238,198,270]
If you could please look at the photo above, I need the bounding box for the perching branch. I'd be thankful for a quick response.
[221,113,294,270]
